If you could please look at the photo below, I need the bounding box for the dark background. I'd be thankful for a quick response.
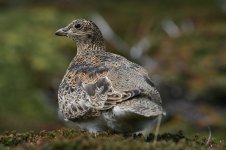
[0,0,225,139]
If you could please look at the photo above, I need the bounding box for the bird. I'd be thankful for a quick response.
[55,19,165,136]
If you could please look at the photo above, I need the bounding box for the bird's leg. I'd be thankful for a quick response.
[139,128,150,140]
[135,115,163,143]
[153,114,162,146]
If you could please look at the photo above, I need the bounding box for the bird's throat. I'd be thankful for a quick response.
[76,41,106,55]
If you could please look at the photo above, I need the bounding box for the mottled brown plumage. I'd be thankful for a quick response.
[55,19,165,134]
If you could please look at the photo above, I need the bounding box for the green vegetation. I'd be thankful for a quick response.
[0,7,70,131]
[0,128,224,150]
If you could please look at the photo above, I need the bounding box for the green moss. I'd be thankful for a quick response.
[0,128,225,150]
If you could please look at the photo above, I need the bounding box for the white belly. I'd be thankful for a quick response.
[74,116,108,133]
[74,107,157,134]
[102,106,157,133]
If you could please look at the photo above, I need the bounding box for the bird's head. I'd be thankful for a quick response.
[55,19,105,53]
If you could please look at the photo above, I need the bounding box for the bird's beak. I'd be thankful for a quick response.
[55,27,69,36]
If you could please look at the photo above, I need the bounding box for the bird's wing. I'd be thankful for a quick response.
[106,53,162,103]
[78,65,144,110]
[60,62,144,112]
[58,53,162,120]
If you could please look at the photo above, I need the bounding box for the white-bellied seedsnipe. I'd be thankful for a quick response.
[55,19,165,136]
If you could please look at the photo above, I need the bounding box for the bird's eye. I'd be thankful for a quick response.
[74,23,81,29]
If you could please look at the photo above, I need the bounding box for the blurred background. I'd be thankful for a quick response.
[0,0,225,139]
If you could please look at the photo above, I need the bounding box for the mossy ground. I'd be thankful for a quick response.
[0,128,225,150]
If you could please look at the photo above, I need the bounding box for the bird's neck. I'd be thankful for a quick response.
[76,43,105,55]
[76,38,106,55]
